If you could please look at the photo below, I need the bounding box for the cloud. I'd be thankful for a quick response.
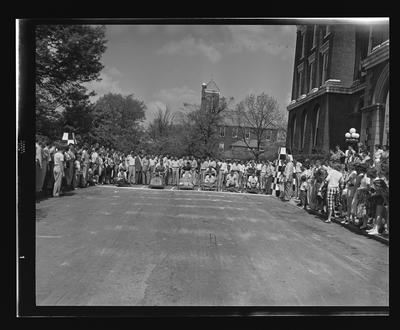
[154,86,199,106]
[162,25,217,37]
[157,25,296,63]
[83,65,129,101]
[226,25,296,60]
[83,71,126,102]
[106,25,131,36]
[107,66,123,77]
[136,25,158,35]
[145,86,200,124]
[163,25,183,36]
[157,36,222,63]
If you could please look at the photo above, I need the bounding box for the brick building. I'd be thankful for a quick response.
[216,117,286,160]
[286,22,389,156]
[200,80,286,160]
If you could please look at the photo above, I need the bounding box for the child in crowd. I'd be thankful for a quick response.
[87,166,95,186]
[366,168,388,235]
[74,155,84,188]
[297,175,308,210]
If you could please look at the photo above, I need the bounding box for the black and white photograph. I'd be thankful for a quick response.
[17,18,389,316]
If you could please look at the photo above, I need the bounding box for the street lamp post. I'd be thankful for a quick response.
[345,128,360,152]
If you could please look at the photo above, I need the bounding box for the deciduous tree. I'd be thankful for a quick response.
[233,93,285,160]
[35,25,107,139]
[90,93,146,152]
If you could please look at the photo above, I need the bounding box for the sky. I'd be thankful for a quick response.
[84,25,297,124]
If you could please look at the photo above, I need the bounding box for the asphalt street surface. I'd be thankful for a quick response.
[36,185,389,306]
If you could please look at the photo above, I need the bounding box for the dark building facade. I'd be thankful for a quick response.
[286,23,389,156]
[200,80,286,160]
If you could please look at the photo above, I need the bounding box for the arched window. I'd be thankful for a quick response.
[383,91,389,146]
[301,111,308,149]
[291,115,297,151]
[313,106,320,148]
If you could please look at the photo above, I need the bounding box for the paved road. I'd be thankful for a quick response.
[36,185,389,306]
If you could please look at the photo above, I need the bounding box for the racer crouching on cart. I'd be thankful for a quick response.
[178,161,195,190]
[204,166,217,184]
[246,172,260,193]
[149,159,167,188]
[225,169,239,192]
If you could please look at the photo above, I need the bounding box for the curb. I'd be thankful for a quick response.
[285,198,389,246]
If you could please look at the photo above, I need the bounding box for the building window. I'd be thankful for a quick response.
[313,107,319,147]
[312,25,317,48]
[319,46,329,86]
[302,112,308,149]
[291,115,297,150]
[219,143,224,151]
[245,129,250,140]
[308,53,316,92]
[266,130,272,140]
[298,70,303,97]
[219,126,225,138]
[232,127,238,138]
[322,52,329,84]
[301,31,306,58]
[309,61,315,91]
[297,63,304,98]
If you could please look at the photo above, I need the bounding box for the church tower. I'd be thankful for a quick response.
[200,80,220,113]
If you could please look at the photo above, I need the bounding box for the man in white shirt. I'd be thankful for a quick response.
[260,162,267,190]
[230,161,237,173]
[126,152,136,184]
[53,145,65,197]
[190,157,197,172]
[217,159,227,191]
[81,146,90,186]
[293,159,303,199]
[200,159,209,181]
[36,141,43,194]
[322,163,344,223]
[281,156,294,201]
[148,156,156,181]
[91,148,99,164]
[171,157,180,185]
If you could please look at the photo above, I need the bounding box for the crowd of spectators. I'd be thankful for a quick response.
[35,140,389,236]
[289,144,389,236]
[35,140,281,195]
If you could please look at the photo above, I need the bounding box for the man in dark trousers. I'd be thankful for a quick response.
[135,153,142,184]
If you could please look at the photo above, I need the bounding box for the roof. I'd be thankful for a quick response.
[221,116,241,127]
[205,80,220,93]
[220,113,282,129]
[220,111,244,127]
